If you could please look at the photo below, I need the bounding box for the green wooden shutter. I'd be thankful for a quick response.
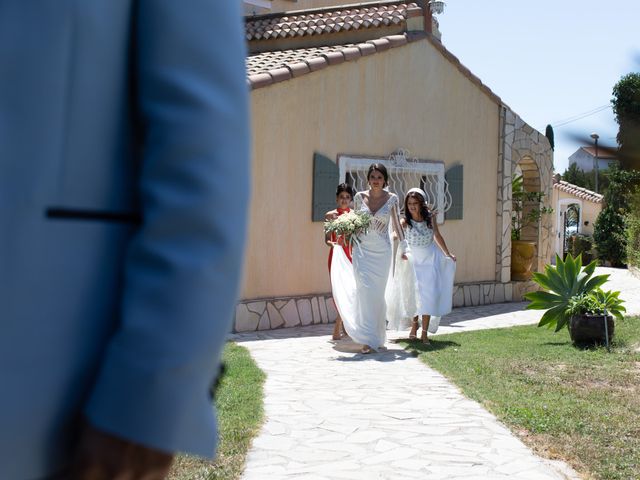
[312,152,339,222]
[445,164,463,220]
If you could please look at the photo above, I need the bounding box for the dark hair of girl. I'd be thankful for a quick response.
[404,192,432,229]
[367,163,388,187]
[336,182,355,199]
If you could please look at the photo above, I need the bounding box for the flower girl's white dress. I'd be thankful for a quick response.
[386,219,456,333]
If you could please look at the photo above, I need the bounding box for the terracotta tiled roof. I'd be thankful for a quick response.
[246,32,424,90]
[245,1,422,41]
[243,1,502,106]
[580,146,617,159]
[553,179,604,204]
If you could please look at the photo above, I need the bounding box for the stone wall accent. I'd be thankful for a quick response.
[235,281,537,332]
[496,106,554,283]
[512,280,541,302]
[235,294,336,333]
[452,281,513,307]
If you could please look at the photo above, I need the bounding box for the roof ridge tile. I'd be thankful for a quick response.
[246,2,420,42]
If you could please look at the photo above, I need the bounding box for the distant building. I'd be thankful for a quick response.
[552,177,603,259]
[568,146,618,172]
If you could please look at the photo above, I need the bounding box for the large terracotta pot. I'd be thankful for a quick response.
[569,315,615,346]
[511,240,536,281]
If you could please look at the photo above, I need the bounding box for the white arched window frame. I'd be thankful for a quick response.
[337,151,450,224]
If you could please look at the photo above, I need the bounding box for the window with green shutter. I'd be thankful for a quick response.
[445,164,463,220]
[312,152,339,222]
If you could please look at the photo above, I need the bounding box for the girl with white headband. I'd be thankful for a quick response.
[388,188,456,343]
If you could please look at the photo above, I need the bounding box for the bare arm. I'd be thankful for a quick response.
[390,199,405,242]
[399,217,410,260]
[432,220,456,260]
[324,210,338,247]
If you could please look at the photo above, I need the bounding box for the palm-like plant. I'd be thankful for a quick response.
[524,254,610,331]
[566,289,626,320]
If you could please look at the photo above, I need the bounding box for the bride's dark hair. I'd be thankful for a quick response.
[367,163,388,187]
[404,192,432,229]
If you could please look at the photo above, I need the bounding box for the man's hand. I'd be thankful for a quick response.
[71,422,174,480]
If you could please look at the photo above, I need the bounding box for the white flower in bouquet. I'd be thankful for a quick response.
[324,211,372,243]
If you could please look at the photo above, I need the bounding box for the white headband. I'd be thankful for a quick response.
[406,188,427,201]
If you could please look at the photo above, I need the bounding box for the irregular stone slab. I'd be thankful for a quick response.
[267,303,284,329]
[257,311,270,331]
[235,303,259,332]
[325,297,338,322]
[281,299,300,328]
[247,301,266,315]
[297,298,313,326]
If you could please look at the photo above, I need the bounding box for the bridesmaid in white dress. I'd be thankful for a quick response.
[331,164,404,354]
[400,188,456,343]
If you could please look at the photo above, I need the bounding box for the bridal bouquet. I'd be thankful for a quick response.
[324,211,372,244]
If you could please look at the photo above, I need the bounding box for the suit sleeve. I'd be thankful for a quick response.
[84,0,250,457]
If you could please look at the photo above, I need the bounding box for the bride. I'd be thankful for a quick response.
[330,163,403,354]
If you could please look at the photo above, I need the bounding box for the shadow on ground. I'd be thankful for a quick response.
[332,346,418,363]
[401,339,462,354]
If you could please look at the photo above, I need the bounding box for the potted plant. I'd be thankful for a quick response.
[524,254,626,346]
[511,174,553,280]
[565,289,625,344]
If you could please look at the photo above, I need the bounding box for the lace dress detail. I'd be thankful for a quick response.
[354,192,399,245]
[405,220,434,248]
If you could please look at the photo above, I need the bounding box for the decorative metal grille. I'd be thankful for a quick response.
[338,149,452,224]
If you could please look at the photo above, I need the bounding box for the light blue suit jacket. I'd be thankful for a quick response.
[0,1,249,478]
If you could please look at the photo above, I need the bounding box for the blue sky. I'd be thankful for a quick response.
[436,0,638,173]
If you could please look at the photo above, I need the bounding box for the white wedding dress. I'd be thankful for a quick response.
[386,219,456,333]
[330,192,398,350]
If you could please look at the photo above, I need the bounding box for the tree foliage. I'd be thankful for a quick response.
[545,124,555,151]
[560,163,610,194]
[612,72,640,171]
[593,165,640,266]
[626,190,640,268]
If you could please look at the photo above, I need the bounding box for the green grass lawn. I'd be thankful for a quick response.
[402,317,640,480]
[168,342,265,480]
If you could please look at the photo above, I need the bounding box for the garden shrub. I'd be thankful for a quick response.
[626,191,640,268]
[593,165,640,266]
[567,234,594,264]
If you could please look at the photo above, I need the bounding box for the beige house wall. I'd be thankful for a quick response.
[243,38,500,300]
[581,201,601,236]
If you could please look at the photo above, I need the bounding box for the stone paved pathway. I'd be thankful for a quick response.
[231,268,639,479]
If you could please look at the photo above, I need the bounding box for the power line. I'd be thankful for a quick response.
[551,104,611,126]
[550,104,612,128]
